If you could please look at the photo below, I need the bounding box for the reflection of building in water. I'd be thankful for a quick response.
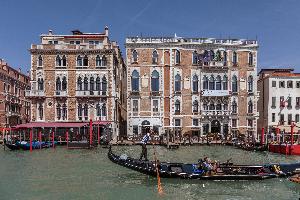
[126,36,259,138]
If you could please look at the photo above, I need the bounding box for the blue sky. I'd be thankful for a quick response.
[1,0,300,73]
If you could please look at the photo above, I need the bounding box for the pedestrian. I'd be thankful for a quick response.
[140,132,151,161]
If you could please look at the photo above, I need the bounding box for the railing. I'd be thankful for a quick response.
[202,110,230,116]
[202,90,230,96]
[33,43,104,50]
[54,91,67,96]
[202,61,227,67]
[75,90,107,97]
[25,90,45,97]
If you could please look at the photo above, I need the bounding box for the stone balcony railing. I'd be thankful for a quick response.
[32,43,104,50]
[202,110,230,116]
[25,90,45,97]
[54,90,67,97]
[202,90,230,97]
[75,90,107,97]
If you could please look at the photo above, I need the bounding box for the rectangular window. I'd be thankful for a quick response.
[280,96,285,107]
[288,114,292,125]
[272,81,276,87]
[287,97,292,108]
[272,113,275,122]
[287,81,293,88]
[296,114,299,123]
[153,99,159,112]
[271,97,276,108]
[248,119,253,127]
[70,41,74,44]
[133,125,138,135]
[279,81,285,88]
[192,119,199,126]
[232,119,237,127]
[53,40,58,45]
[296,81,300,88]
[280,114,284,124]
[75,41,80,45]
[132,100,138,112]
[296,97,300,107]
[175,119,181,127]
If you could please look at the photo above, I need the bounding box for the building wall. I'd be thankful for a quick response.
[126,37,259,138]
[0,59,30,128]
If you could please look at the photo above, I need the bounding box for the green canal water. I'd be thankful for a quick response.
[0,145,300,200]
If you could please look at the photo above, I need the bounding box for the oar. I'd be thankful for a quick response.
[152,143,163,195]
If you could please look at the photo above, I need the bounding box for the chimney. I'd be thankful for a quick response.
[49,30,53,35]
[105,26,109,36]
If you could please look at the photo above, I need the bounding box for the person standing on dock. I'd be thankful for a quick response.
[140,132,151,161]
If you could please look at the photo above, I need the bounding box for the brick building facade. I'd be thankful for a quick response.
[0,59,30,128]
[126,36,259,139]
[27,27,126,139]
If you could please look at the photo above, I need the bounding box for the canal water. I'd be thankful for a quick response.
[0,145,299,200]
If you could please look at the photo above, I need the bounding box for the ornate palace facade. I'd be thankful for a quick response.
[27,27,126,138]
[126,36,259,139]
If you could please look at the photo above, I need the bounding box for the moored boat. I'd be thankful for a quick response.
[107,147,284,180]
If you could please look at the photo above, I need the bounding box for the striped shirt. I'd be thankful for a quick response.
[141,134,150,144]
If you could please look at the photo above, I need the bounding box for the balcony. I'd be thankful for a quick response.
[54,90,67,97]
[6,111,21,117]
[25,90,45,97]
[202,90,230,97]
[130,91,140,96]
[202,61,227,68]
[150,91,161,96]
[202,110,230,116]
[75,90,107,97]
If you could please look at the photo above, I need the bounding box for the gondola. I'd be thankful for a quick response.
[108,147,281,180]
[5,143,20,150]
[4,141,56,151]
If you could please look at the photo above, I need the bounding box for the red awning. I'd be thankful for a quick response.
[15,122,89,129]
[92,121,112,125]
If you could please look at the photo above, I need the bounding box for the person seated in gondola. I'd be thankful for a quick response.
[140,132,151,161]
[203,157,213,175]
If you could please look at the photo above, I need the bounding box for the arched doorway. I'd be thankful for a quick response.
[141,120,150,135]
[211,120,221,133]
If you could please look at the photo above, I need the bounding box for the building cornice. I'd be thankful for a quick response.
[29,49,114,55]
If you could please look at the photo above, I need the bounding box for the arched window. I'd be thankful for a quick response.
[193,100,199,112]
[248,100,253,113]
[209,75,215,90]
[223,51,227,62]
[209,103,215,110]
[90,77,94,91]
[56,77,61,91]
[216,50,221,61]
[216,75,221,90]
[38,78,44,90]
[56,103,61,120]
[232,75,238,93]
[56,55,61,66]
[62,55,67,66]
[102,55,107,66]
[192,75,198,92]
[175,100,180,112]
[62,77,67,91]
[62,103,67,120]
[96,77,101,91]
[248,52,253,66]
[77,77,82,91]
[203,76,208,90]
[248,75,253,92]
[151,70,159,92]
[203,102,208,110]
[84,77,88,91]
[232,100,237,114]
[38,55,43,66]
[175,74,181,92]
[131,70,139,91]
[77,55,83,66]
[175,50,180,64]
[38,103,43,120]
[233,51,237,64]
[83,55,88,66]
[78,103,82,118]
[152,50,158,64]
[210,50,215,61]
[96,103,101,116]
[84,104,88,117]
[216,101,222,110]
[102,76,107,94]
[102,103,107,116]
[223,75,228,90]
[132,49,138,62]
[192,51,198,64]
[96,55,101,66]
[223,102,228,110]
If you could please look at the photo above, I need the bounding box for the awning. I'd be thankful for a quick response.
[15,122,89,129]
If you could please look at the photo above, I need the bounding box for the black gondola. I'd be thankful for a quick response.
[5,143,20,150]
[108,147,282,180]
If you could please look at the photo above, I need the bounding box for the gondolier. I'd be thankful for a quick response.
[140,132,151,161]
